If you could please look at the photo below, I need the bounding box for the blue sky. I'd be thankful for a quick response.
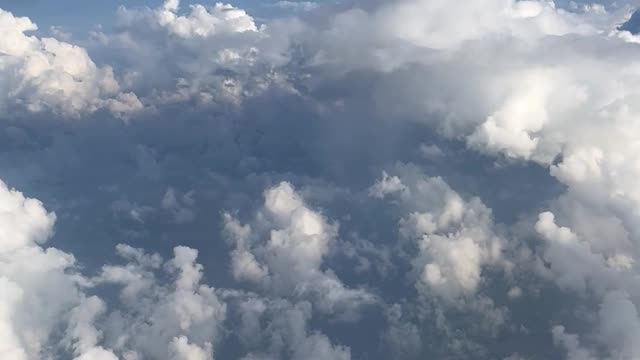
[1,0,630,36]
[3,0,151,31]
[1,0,299,34]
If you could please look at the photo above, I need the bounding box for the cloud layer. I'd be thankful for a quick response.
[2,0,640,359]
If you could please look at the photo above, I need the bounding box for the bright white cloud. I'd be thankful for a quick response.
[169,336,213,360]
[224,182,375,317]
[0,178,227,359]
[121,0,259,38]
[370,166,504,303]
[0,179,82,359]
[0,179,55,252]
[0,9,142,118]
[94,245,226,359]
[90,0,295,110]
[373,0,595,49]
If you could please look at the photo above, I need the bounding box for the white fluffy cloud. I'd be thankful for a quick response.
[283,2,640,354]
[370,166,505,303]
[0,178,227,359]
[0,179,55,252]
[92,245,226,360]
[89,0,294,109]
[169,336,213,360]
[118,0,259,38]
[0,179,81,359]
[373,0,596,49]
[536,210,640,358]
[0,9,142,118]
[224,182,375,316]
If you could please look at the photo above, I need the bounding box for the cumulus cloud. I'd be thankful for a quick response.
[0,9,142,118]
[552,325,597,360]
[370,165,505,303]
[0,178,227,359]
[0,177,370,359]
[88,0,294,109]
[169,336,213,360]
[130,0,259,38]
[224,182,375,317]
[92,245,226,359]
[0,179,79,359]
[221,293,352,360]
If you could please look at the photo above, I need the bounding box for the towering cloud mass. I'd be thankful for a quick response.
[2,0,640,359]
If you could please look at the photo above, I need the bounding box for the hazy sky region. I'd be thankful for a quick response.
[2,1,640,359]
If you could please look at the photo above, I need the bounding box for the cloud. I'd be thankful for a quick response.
[118,0,258,38]
[221,292,352,360]
[64,296,118,360]
[0,178,227,359]
[88,0,293,110]
[0,179,81,359]
[534,211,611,293]
[369,0,595,49]
[598,291,640,359]
[552,325,597,360]
[169,336,213,360]
[274,1,320,12]
[162,188,197,224]
[370,165,505,303]
[0,9,142,118]
[224,182,376,317]
[93,245,227,359]
[4,0,640,359]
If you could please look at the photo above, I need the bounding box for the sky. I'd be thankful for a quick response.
[0,0,330,33]
[2,1,640,360]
